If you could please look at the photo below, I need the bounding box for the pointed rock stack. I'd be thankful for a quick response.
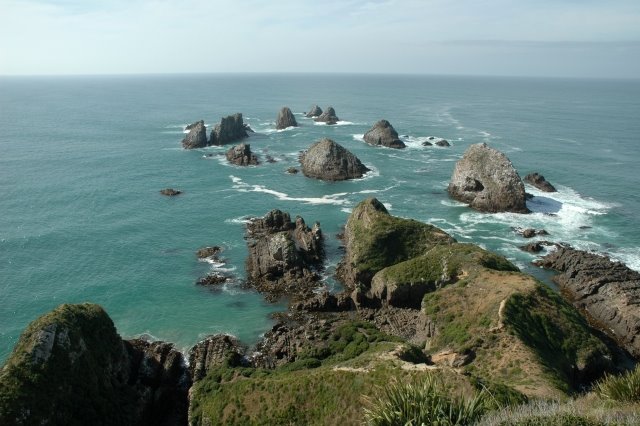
[181,120,208,149]
[363,119,406,149]
[314,106,339,125]
[300,138,369,181]
[275,107,298,130]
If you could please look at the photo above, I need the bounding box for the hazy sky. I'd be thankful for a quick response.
[1,0,639,78]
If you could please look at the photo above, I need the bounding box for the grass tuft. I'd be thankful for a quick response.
[595,365,640,403]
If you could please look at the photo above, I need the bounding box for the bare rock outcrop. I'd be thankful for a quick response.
[188,335,246,382]
[448,143,529,213]
[245,210,324,301]
[181,120,208,149]
[363,120,406,149]
[305,105,322,118]
[300,138,369,181]
[314,106,339,125]
[525,172,557,192]
[209,113,249,145]
[225,143,259,166]
[535,247,640,359]
[276,107,298,130]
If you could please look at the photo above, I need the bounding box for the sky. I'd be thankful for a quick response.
[1,0,639,78]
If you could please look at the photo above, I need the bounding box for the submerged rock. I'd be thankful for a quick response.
[363,120,406,149]
[314,106,339,125]
[275,106,298,130]
[196,246,221,259]
[535,247,640,359]
[300,138,369,181]
[160,188,182,196]
[226,143,259,166]
[245,210,324,301]
[209,113,249,145]
[525,172,557,192]
[181,120,208,149]
[305,105,322,118]
[448,143,529,213]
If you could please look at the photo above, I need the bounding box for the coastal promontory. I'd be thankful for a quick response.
[300,138,369,181]
[448,143,530,213]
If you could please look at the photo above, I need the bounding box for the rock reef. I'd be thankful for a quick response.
[300,138,369,181]
[275,107,298,130]
[363,120,406,149]
[225,143,259,166]
[535,247,640,359]
[448,143,529,213]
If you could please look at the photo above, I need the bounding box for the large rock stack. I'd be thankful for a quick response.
[300,138,369,181]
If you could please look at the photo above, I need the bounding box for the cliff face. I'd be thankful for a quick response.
[0,303,190,426]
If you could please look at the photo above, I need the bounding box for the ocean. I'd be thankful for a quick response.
[1,73,639,362]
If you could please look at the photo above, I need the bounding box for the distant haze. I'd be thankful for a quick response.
[1,0,639,78]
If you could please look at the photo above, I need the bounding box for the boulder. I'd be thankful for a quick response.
[534,247,640,359]
[0,303,190,426]
[188,335,246,382]
[209,113,249,145]
[314,106,339,125]
[435,139,450,147]
[225,143,259,166]
[286,167,299,174]
[525,172,557,192]
[448,143,529,213]
[196,246,221,259]
[276,107,298,130]
[196,274,228,286]
[245,210,324,301]
[300,138,369,181]
[305,105,322,118]
[520,242,544,253]
[336,198,456,289]
[363,120,406,149]
[160,188,182,196]
[422,141,433,146]
[181,120,208,149]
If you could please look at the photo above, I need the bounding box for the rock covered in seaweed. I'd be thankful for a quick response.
[181,120,208,149]
[363,120,406,149]
[225,143,259,166]
[300,138,369,181]
[275,107,298,130]
[448,143,529,213]
[245,209,324,301]
[305,105,322,118]
[525,172,557,192]
[209,113,249,145]
[314,106,339,125]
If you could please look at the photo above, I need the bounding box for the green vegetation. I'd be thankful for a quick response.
[503,284,613,392]
[596,365,640,403]
[363,375,490,426]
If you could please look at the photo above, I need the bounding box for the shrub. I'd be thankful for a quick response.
[595,365,640,403]
[363,375,489,425]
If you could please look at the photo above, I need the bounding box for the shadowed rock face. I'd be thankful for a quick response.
[535,247,640,359]
[182,120,208,149]
[305,105,322,118]
[275,107,298,130]
[314,106,339,125]
[209,113,248,145]
[525,172,557,192]
[0,303,190,426]
[363,120,406,149]
[300,138,369,181]
[448,143,529,213]
[188,335,246,382]
[245,209,324,301]
[226,143,259,166]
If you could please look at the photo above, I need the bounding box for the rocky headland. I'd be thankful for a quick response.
[363,120,406,149]
[275,107,298,130]
[448,143,530,213]
[300,138,369,181]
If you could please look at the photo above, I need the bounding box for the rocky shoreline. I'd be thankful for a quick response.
[2,104,638,425]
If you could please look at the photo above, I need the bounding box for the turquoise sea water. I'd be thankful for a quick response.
[1,74,639,362]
